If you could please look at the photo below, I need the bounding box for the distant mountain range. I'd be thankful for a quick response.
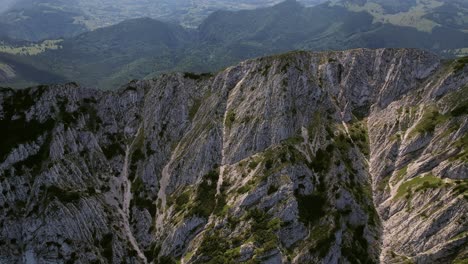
[0,0,467,89]
[0,0,328,40]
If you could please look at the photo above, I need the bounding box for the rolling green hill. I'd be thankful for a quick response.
[1,0,467,89]
[0,4,88,41]
[332,0,468,33]
[0,53,66,86]
[0,0,329,42]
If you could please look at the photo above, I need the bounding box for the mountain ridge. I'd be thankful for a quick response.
[0,48,467,263]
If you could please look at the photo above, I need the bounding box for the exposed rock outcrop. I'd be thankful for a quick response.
[0,48,466,263]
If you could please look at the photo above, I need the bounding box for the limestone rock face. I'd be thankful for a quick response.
[0,48,466,264]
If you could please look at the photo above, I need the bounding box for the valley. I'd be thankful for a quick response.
[0,0,466,90]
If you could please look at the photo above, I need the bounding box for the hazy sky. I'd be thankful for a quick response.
[0,0,17,13]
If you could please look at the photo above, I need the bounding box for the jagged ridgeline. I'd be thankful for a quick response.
[0,48,467,263]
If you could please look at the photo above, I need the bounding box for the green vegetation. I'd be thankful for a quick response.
[410,107,448,136]
[344,0,438,32]
[47,186,82,203]
[333,133,357,177]
[309,145,334,173]
[0,5,87,41]
[158,256,176,264]
[451,102,468,117]
[131,175,156,215]
[264,158,273,170]
[443,85,468,120]
[196,208,281,262]
[342,226,371,264]
[282,136,304,145]
[453,180,468,196]
[295,193,326,225]
[450,134,468,162]
[132,194,157,216]
[184,72,213,80]
[267,218,282,231]
[175,190,191,211]
[0,87,53,160]
[389,252,415,264]
[267,185,278,195]
[102,134,125,160]
[237,182,253,194]
[253,137,308,182]
[190,169,219,218]
[3,0,467,89]
[214,191,228,217]
[248,209,280,257]
[352,105,370,121]
[57,98,102,131]
[309,223,336,257]
[188,99,202,121]
[280,62,290,73]
[390,132,401,142]
[231,140,306,200]
[349,121,370,157]
[0,40,63,56]
[261,65,271,77]
[377,176,391,192]
[170,181,228,218]
[395,174,445,200]
[225,110,236,130]
[197,230,237,264]
[129,148,145,181]
[131,176,144,194]
[453,57,468,73]
[450,231,468,241]
[392,165,408,185]
[307,111,322,137]
[99,233,113,262]
[102,142,125,159]
[143,242,160,263]
[248,160,259,170]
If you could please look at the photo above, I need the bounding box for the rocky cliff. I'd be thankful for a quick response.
[0,48,467,264]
